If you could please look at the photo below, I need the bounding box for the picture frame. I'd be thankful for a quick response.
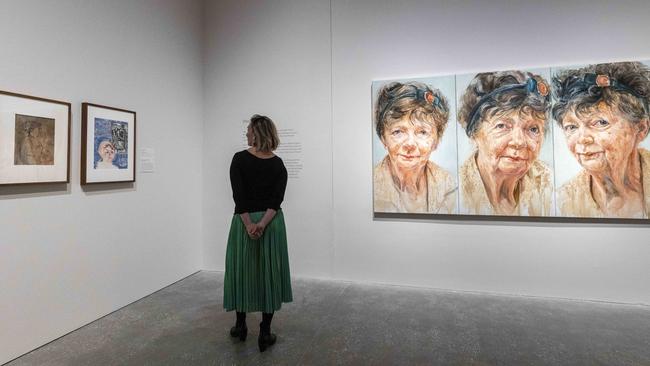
[81,103,136,185]
[0,89,71,186]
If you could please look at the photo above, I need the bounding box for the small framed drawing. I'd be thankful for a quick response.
[81,103,136,184]
[0,89,71,186]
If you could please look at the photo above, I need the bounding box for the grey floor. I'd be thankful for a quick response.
[7,271,650,366]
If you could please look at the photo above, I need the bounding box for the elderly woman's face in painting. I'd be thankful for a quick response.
[98,141,116,163]
[381,116,439,171]
[474,109,545,176]
[561,102,648,174]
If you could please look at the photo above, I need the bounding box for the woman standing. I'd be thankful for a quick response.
[223,114,292,352]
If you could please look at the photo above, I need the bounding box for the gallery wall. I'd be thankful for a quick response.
[0,1,204,363]
[204,0,650,304]
[332,0,650,304]
[202,0,334,277]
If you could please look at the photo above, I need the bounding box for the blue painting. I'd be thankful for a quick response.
[93,118,128,169]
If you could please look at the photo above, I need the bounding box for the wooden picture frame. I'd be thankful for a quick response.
[0,90,71,186]
[81,103,136,185]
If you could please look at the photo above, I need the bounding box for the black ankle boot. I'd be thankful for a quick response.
[258,312,276,352]
[230,312,247,341]
[230,324,248,341]
[258,322,276,352]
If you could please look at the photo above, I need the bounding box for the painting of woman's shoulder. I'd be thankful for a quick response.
[373,157,457,214]
[426,161,457,214]
[558,148,650,218]
[527,159,553,189]
[520,160,554,216]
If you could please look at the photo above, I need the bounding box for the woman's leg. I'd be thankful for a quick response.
[229,311,247,341]
[236,311,247,327]
[258,312,276,352]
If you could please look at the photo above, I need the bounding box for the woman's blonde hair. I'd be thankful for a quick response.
[250,114,280,152]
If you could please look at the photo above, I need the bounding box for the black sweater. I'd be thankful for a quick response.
[230,150,288,214]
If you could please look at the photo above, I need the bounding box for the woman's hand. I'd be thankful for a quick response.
[245,222,260,239]
[240,213,260,240]
[252,209,277,240]
[240,209,276,240]
[251,223,266,238]
[245,222,265,240]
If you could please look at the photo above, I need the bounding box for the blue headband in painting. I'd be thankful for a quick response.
[378,87,446,126]
[566,73,650,115]
[465,77,549,137]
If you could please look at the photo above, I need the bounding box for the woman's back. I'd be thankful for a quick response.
[230,150,288,214]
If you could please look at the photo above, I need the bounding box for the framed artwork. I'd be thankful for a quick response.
[372,60,650,220]
[81,103,136,184]
[0,90,71,185]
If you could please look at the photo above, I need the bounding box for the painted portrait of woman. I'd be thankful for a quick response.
[457,70,554,216]
[95,140,118,170]
[372,79,458,214]
[552,61,650,218]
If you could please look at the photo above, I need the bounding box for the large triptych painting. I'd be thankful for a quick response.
[372,61,650,219]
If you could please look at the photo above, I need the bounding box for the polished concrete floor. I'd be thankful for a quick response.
[7,271,650,366]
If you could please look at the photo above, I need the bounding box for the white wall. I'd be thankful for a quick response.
[202,0,334,277]
[0,1,204,363]
[204,0,650,305]
[332,0,650,303]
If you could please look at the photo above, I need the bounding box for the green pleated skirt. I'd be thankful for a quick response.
[223,210,293,313]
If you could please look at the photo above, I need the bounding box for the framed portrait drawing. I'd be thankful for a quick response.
[81,103,136,184]
[0,90,71,185]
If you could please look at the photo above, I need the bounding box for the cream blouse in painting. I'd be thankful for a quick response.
[558,148,650,218]
[373,156,457,214]
[460,152,553,216]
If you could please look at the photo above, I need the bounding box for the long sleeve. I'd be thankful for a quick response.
[230,154,247,212]
[269,161,288,210]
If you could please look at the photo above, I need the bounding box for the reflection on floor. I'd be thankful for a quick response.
[7,271,650,365]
